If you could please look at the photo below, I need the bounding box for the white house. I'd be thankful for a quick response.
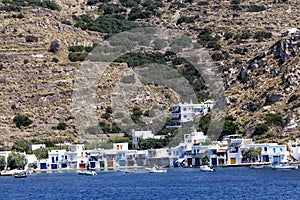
[132,130,164,149]
[30,144,46,151]
[171,100,214,124]
[248,143,288,163]
[290,145,300,161]
[169,143,186,167]
[48,149,67,170]
[227,138,253,165]
[184,130,208,144]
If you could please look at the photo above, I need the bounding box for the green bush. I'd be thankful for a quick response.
[0,0,60,11]
[25,35,38,42]
[254,31,272,41]
[98,3,126,15]
[33,148,48,160]
[13,115,33,128]
[198,1,209,6]
[68,45,84,52]
[68,52,88,62]
[12,140,30,153]
[247,5,266,12]
[61,20,72,25]
[253,123,269,136]
[211,52,224,61]
[74,14,139,36]
[101,113,111,120]
[0,64,3,70]
[288,94,299,104]
[177,16,197,25]
[265,113,283,126]
[57,122,67,130]
[49,40,59,53]
[240,31,252,40]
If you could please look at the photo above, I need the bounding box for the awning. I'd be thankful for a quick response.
[217,149,227,153]
[175,158,186,163]
[229,141,242,147]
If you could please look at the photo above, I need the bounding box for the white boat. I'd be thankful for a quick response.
[124,169,137,173]
[14,172,27,178]
[200,165,215,172]
[78,171,97,176]
[250,164,265,169]
[0,170,14,176]
[146,166,167,173]
[271,163,298,170]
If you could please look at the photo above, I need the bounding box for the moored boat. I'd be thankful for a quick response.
[271,163,298,170]
[78,171,97,176]
[250,164,265,169]
[14,172,27,178]
[146,166,167,173]
[200,165,215,172]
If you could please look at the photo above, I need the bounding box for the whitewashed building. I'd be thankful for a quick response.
[184,130,208,144]
[248,143,288,163]
[171,100,214,124]
[227,138,253,165]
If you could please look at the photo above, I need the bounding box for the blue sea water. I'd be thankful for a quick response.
[0,167,299,200]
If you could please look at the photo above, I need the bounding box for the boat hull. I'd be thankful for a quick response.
[78,171,97,176]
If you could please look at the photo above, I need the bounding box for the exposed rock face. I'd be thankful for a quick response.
[1,0,300,144]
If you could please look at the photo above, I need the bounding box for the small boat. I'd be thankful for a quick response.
[125,169,137,173]
[0,170,14,176]
[200,165,215,172]
[271,162,298,170]
[14,172,27,178]
[78,171,97,176]
[250,164,265,169]
[146,166,167,173]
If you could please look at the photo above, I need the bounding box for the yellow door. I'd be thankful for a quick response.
[230,158,236,164]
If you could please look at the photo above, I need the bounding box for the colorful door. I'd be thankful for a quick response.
[230,158,236,164]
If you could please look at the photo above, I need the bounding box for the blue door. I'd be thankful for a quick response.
[40,163,47,169]
[273,156,279,163]
[212,158,217,166]
[90,162,96,168]
[51,164,58,169]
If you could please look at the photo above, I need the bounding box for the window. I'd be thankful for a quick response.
[183,108,186,111]
[280,148,282,152]
[264,147,267,152]
[184,115,187,118]
[273,148,276,153]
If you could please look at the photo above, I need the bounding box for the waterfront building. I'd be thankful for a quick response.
[226,138,253,165]
[48,149,67,170]
[169,143,186,167]
[248,143,288,163]
[147,148,170,167]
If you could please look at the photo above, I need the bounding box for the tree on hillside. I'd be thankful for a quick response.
[7,152,25,170]
[12,139,30,153]
[13,114,33,128]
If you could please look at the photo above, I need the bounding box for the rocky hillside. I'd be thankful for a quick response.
[0,0,299,145]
